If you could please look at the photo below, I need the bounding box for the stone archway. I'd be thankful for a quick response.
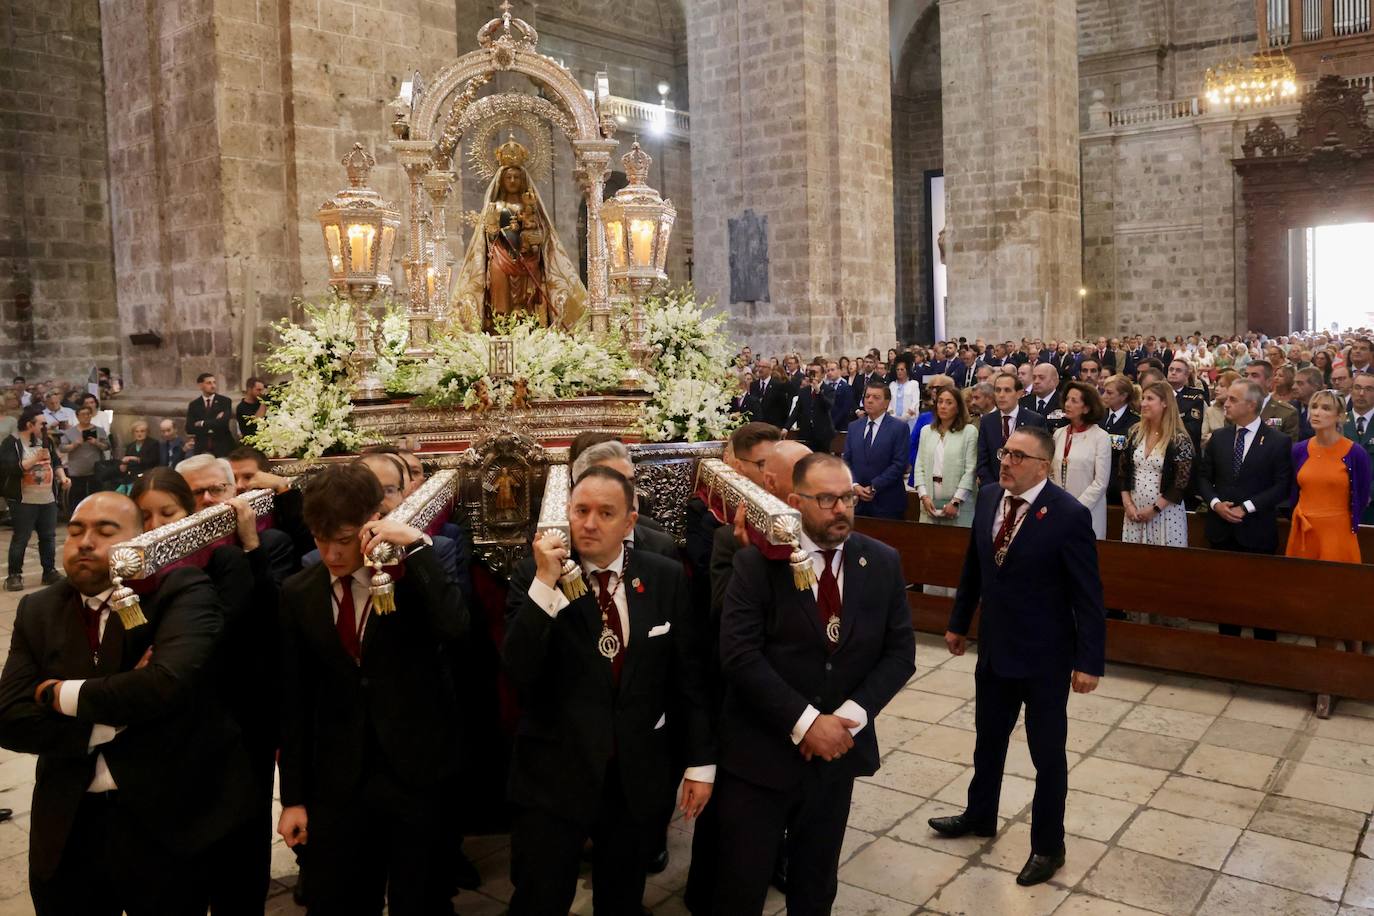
[892,2,943,343]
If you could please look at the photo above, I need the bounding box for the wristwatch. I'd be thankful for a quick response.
[404,533,434,558]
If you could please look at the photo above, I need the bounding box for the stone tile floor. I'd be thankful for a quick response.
[1,526,1372,915]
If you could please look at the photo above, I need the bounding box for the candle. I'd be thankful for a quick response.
[630,219,655,268]
[346,223,375,272]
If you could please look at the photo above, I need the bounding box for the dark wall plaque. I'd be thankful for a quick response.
[728,209,770,303]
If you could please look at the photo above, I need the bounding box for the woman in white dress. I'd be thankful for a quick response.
[1120,380,1194,549]
[912,388,978,527]
[1051,381,1113,539]
[888,360,921,432]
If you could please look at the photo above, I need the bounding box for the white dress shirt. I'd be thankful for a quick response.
[526,552,715,783]
[1208,416,1261,515]
[788,532,869,746]
[56,587,122,792]
[1105,407,1125,428]
[1352,406,1374,436]
[990,478,1048,541]
[999,406,1022,430]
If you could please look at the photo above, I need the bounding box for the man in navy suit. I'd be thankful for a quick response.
[842,381,909,519]
[929,426,1104,887]
[1195,379,1292,640]
[715,453,915,914]
[822,361,852,431]
[1019,363,1064,429]
[977,374,1047,487]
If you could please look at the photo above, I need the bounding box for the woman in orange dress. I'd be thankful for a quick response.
[1287,389,1372,717]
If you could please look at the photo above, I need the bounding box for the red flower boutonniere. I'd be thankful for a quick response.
[1036,506,1049,520]
[632,577,645,593]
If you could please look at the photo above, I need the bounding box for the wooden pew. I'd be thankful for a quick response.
[855,517,1374,701]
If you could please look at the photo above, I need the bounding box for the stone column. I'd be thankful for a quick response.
[940,0,1083,342]
[686,0,896,357]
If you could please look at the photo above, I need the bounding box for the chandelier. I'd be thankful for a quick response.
[1204,50,1298,111]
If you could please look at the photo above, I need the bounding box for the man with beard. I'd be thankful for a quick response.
[713,453,915,913]
[0,492,252,913]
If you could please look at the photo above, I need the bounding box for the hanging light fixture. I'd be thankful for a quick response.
[1204,49,1298,111]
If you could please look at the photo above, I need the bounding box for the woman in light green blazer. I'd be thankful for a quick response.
[912,387,978,527]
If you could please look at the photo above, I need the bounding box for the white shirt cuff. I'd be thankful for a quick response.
[916,485,928,498]
[683,764,716,784]
[1209,497,1221,510]
[954,488,970,502]
[88,723,121,751]
[836,699,869,736]
[1243,500,1256,514]
[58,679,84,717]
[790,705,821,745]
[527,577,569,619]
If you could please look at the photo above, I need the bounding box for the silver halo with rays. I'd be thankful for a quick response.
[465,110,553,185]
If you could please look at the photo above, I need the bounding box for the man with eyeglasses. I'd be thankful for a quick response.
[714,452,915,914]
[178,454,300,585]
[930,427,1104,888]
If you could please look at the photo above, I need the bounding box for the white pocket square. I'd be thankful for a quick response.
[647,622,671,638]
[654,713,666,730]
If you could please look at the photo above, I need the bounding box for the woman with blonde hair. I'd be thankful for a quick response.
[1287,389,1373,717]
[1120,380,1194,549]
[912,387,978,526]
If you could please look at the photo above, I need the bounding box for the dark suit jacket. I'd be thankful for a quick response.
[277,546,468,809]
[186,394,236,457]
[155,437,186,468]
[634,521,680,562]
[975,408,1047,487]
[757,380,797,429]
[503,551,714,827]
[823,380,853,430]
[1020,391,1063,425]
[718,533,915,790]
[0,570,252,879]
[790,386,836,453]
[1195,423,1292,553]
[843,415,909,518]
[949,482,1105,680]
[948,363,977,389]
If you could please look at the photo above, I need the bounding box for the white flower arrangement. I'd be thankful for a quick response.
[248,286,739,455]
[245,296,381,460]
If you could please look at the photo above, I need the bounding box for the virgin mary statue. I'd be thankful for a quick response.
[450,136,587,333]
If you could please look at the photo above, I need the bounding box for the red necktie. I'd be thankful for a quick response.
[1001,414,1011,441]
[593,570,625,684]
[81,598,104,655]
[818,549,841,649]
[993,496,1026,565]
[335,577,361,661]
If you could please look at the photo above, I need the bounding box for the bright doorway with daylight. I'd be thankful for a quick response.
[1307,223,1374,331]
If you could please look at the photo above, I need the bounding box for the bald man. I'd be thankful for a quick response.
[0,493,253,913]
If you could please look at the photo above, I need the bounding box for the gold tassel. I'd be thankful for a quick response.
[109,577,147,630]
[558,560,587,600]
[368,564,396,614]
[790,546,817,591]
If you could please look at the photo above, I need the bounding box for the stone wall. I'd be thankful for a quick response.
[687,0,897,358]
[940,0,1083,342]
[0,0,119,384]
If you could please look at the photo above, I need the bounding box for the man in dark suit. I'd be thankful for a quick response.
[1195,379,1292,640]
[978,374,1047,487]
[1020,363,1064,428]
[715,453,915,914]
[949,347,979,389]
[842,380,909,519]
[931,427,1105,886]
[0,492,253,913]
[788,368,836,454]
[1290,367,1322,441]
[185,373,236,457]
[504,466,715,915]
[155,418,186,468]
[823,361,853,432]
[276,463,468,914]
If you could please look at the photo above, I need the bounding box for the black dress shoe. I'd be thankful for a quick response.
[927,813,997,838]
[646,848,669,874]
[452,849,481,890]
[1016,851,1065,886]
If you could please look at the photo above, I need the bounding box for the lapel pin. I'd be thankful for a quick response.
[858,556,867,568]
[632,577,644,593]
[1036,506,1048,520]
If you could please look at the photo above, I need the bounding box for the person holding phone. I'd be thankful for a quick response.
[1,406,70,591]
[58,405,109,508]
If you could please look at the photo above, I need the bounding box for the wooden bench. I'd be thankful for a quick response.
[855,516,1374,701]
